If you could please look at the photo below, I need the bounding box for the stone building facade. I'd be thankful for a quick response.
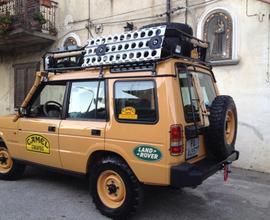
[0,0,269,172]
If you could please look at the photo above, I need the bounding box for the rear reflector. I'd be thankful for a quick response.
[170,124,183,156]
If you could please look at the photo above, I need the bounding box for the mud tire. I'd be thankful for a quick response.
[90,156,143,219]
[0,147,25,180]
[206,96,238,161]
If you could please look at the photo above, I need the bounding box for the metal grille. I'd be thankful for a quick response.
[82,25,166,67]
[0,0,57,33]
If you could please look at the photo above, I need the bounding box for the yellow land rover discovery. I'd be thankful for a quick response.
[0,23,239,219]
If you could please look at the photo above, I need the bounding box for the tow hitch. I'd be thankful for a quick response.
[223,161,232,182]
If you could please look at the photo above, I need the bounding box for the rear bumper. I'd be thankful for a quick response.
[170,151,239,188]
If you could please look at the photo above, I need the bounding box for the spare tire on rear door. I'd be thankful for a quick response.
[205,95,238,161]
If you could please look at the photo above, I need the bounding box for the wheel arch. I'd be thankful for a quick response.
[86,150,135,176]
[0,136,7,149]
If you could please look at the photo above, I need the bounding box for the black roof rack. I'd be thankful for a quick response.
[43,23,210,73]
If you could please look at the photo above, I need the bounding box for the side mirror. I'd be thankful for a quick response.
[18,107,27,116]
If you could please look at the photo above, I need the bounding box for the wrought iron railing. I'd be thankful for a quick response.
[0,0,57,35]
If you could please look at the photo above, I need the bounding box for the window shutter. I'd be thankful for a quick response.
[14,68,26,108]
[13,62,40,108]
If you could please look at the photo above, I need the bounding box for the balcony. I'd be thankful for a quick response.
[0,0,58,53]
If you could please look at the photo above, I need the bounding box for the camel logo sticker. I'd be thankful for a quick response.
[134,145,162,162]
[26,134,50,154]
[119,107,138,120]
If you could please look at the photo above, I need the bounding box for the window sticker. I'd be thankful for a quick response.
[119,107,138,120]
[26,134,50,154]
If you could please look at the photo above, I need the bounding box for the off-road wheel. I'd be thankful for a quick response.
[90,157,143,219]
[0,147,25,180]
[206,96,238,161]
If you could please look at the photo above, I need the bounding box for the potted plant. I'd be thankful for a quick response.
[0,0,9,7]
[31,12,47,30]
[49,21,57,35]
[0,13,13,35]
[33,12,47,25]
[40,0,52,8]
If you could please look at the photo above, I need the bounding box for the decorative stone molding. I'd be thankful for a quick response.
[197,7,239,66]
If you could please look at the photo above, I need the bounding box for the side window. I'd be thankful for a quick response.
[28,83,66,118]
[114,80,157,123]
[68,81,106,120]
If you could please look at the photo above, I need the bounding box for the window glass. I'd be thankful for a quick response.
[178,68,216,123]
[179,73,200,123]
[68,81,106,119]
[114,81,157,123]
[203,11,233,61]
[63,37,78,50]
[193,72,216,107]
[29,83,66,118]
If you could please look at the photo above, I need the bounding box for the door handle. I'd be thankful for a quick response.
[91,129,101,136]
[48,126,56,132]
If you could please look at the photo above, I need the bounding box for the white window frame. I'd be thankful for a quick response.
[197,7,239,66]
[60,32,82,49]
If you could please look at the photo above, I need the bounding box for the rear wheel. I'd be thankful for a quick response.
[90,157,143,219]
[206,96,238,161]
[0,147,25,180]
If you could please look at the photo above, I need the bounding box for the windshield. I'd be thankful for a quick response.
[178,67,216,123]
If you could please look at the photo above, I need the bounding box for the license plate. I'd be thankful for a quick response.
[186,138,199,160]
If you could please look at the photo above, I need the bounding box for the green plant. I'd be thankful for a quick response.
[33,12,47,25]
[0,13,14,35]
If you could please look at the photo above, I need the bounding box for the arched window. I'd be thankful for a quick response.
[63,37,78,49]
[203,10,233,62]
[60,33,82,51]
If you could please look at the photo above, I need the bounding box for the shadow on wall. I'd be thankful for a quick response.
[238,121,264,142]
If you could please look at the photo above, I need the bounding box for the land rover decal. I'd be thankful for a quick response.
[134,145,162,162]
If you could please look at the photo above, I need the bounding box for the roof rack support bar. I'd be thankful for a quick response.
[151,62,157,76]
[99,66,104,78]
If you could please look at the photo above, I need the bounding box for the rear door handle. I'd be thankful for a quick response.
[91,129,101,136]
[48,126,56,132]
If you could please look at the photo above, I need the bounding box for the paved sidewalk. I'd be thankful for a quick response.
[0,167,269,220]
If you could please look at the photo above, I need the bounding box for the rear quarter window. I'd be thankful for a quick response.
[114,80,158,123]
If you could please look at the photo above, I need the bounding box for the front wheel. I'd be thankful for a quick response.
[90,157,143,219]
[0,147,25,180]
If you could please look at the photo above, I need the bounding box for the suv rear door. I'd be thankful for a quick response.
[105,78,169,185]
[177,65,217,161]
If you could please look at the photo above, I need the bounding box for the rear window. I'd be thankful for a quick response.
[114,80,157,123]
[178,68,216,123]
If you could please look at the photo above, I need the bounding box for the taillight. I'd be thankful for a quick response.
[170,124,183,156]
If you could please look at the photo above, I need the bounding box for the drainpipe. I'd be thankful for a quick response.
[267,14,270,83]
[166,0,171,23]
[88,0,91,38]
[185,0,188,24]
